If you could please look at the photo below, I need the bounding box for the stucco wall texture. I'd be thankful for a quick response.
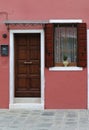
[0,0,88,108]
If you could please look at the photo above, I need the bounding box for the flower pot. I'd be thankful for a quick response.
[63,60,69,66]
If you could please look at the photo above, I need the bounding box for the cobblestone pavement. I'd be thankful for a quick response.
[0,109,89,130]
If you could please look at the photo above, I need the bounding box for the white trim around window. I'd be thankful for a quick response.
[49,67,83,71]
[49,19,83,23]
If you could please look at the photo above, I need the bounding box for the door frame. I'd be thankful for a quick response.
[9,29,45,110]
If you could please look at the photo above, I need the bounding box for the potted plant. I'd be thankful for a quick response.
[63,55,69,66]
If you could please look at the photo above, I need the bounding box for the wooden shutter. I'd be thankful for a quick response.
[45,24,54,67]
[77,23,87,67]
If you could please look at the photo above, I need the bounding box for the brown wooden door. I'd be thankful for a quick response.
[14,33,40,97]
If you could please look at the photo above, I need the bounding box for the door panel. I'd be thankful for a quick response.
[14,33,40,97]
[30,65,40,74]
[17,47,27,59]
[17,63,27,74]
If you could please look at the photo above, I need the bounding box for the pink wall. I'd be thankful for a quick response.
[45,69,87,109]
[0,0,89,26]
[0,0,88,108]
[0,30,9,108]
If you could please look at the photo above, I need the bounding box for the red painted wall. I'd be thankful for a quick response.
[0,31,9,108]
[45,69,87,109]
[0,0,88,26]
[0,0,88,108]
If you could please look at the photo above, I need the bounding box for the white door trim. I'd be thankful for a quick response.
[9,29,45,110]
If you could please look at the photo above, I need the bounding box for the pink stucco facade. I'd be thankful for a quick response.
[0,0,88,109]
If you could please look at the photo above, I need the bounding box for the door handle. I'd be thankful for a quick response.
[24,61,32,64]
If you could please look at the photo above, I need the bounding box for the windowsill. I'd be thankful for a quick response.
[49,66,83,71]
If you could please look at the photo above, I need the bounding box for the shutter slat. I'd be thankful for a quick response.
[77,23,87,67]
[45,24,54,67]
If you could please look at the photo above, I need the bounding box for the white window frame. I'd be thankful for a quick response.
[49,19,83,71]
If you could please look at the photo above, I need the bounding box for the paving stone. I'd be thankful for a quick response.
[79,128,89,130]
[0,127,8,130]
[0,109,89,130]
[41,111,55,116]
[66,113,78,118]
[7,127,24,130]
[37,123,52,128]
[62,128,78,130]
[49,127,62,130]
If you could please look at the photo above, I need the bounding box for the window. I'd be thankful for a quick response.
[45,23,87,68]
[54,24,77,66]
